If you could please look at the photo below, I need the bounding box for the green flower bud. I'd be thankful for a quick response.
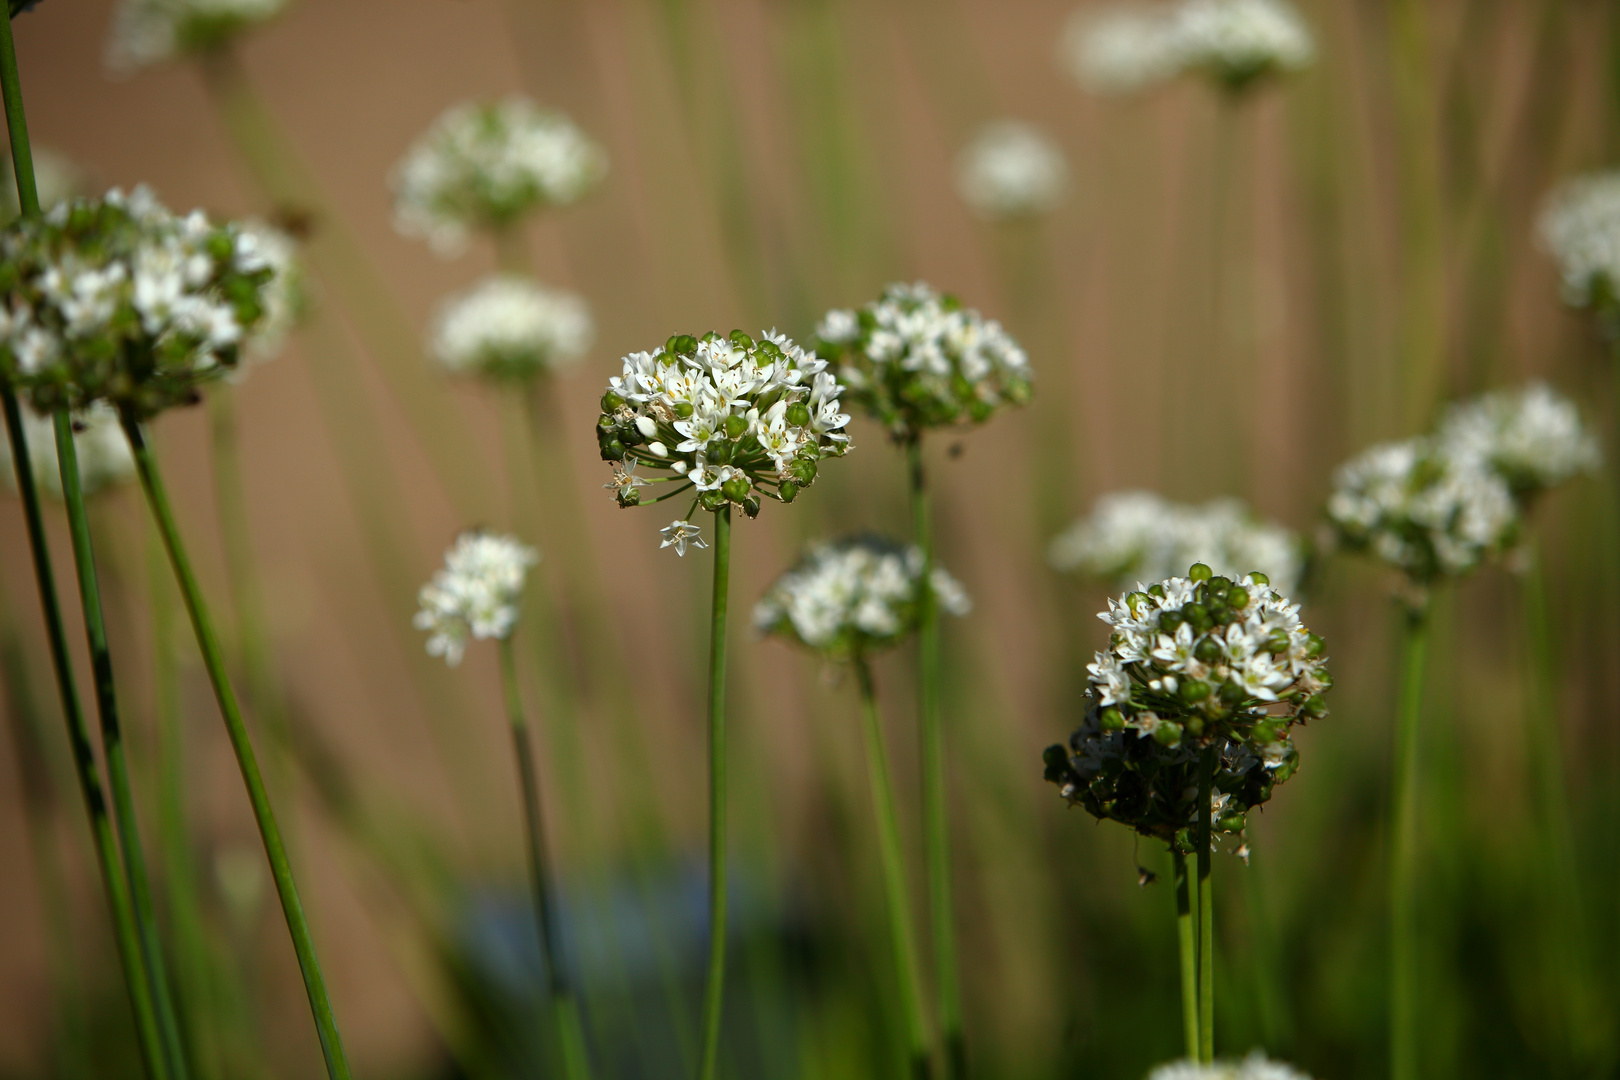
[1158,610,1184,633]
[1152,721,1183,747]
[207,231,234,261]
[616,487,640,508]
[1147,583,1166,599]
[721,476,751,502]
[728,329,754,349]
[1218,811,1246,833]
[776,480,798,503]
[673,401,695,419]
[1189,563,1213,582]
[1266,628,1290,654]
[1099,706,1125,731]
[1218,679,1246,706]
[1180,679,1211,703]
[786,401,811,427]
[1042,744,1069,771]
[789,457,818,485]
[599,437,626,461]
[1302,695,1328,719]
[1306,633,1326,659]
[1248,571,1269,586]
[1127,591,1151,614]
[1194,637,1222,664]
[742,494,761,518]
[724,413,749,439]
[1225,587,1249,609]
[707,440,732,464]
[601,390,626,413]
[1250,718,1281,744]
[699,489,725,511]
[1208,604,1231,625]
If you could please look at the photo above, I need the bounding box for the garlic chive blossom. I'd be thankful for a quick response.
[413,531,539,666]
[955,121,1069,222]
[106,0,288,71]
[0,401,135,498]
[235,219,303,369]
[0,187,284,419]
[392,98,608,256]
[1172,0,1314,91]
[430,275,593,381]
[1148,1054,1314,1080]
[754,536,971,662]
[814,282,1032,439]
[1059,4,1185,96]
[597,329,852,552]
[1438,382,1600,499]
[1539,170,1620,336]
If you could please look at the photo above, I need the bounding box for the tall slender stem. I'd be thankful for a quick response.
[907,438,962,1079]
[1389,604,1429,1080]
[498,637,593,1080]
[697,504,731,1080]
[121,411,353,1080]
[1172,847,1200,1061]
[53,413,191,1080]
[1196,747,1215,1064]
[855,657,934,1080]
[0,20,169,1080]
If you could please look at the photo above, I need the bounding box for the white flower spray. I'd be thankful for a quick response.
[430,276,593,382]
[106,0,288,71]
[955,121,1068,222]
[1148,1053,1314,1080]
[1539,169,1620,338]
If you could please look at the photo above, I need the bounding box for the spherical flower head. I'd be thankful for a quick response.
[392,98,608,256]
[1042,695,1296,851]
[955,121,1068,222]
[0,186,285,419]
[106,0,287,72]
[754,535,971,661]
[430,275,593,382]
[1540,170,1620,335]
[0,148,82,223]
[1172,0,1314,91]
[1438,382,1600,499]
[814,282,1032,439]
[1050,490,1305,596]
[597,329,853,544]
[1326,437,1519,585]
[1088,563,1330,752]
[1059,4,1184,96]
[412,531,538,666]
[0,401,134,498]
[1147,1053,1313,1080]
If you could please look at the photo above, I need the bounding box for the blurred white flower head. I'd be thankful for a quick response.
[1326,437,1518,585]
[106,0,287,71]
[430,275,593,382]
[234,219,303,369]
[1539,170,1620,330]
[1059,4,1183,95]
[1172,0,1314,88]
[392,98,608,256]
[413,531,538,666]
[1050,490,1304,596]
[1438,382,1600,498]
[0,149,83,222]
[0,401,135,499]
[955,121,1069,221]
[1148,1053,1313,1080]
[754,535,970,660]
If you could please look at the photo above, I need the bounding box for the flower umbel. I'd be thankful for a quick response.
[1539,169,1620,336]
[1172,0,1314,90]
[1059,4,1184,95]
[1147,1053,1314,1080]
[106,0,287,71]
[392,98,608,255]
[413,531,539,666]
[955,121,1068,222]
[430,275,593,381]
[0,401,134,498]
[1438,381,1600,499]
[814,282,1032,439]
[0,186,285,418]
[754,535,971,661]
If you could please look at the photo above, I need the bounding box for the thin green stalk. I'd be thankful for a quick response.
[0,23,169,1080]
[697,504,731,1080]
[1389,604,1429,1080]
[906,439,963,1079]
[1196,748,1215,1064]
[53,413,191,1080]
[854,657,934,1080]
[497,637,593,1080]
[121,411,352,1080]
[1172,848,1199,1062]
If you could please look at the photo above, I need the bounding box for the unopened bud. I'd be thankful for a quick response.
[786,402,811,427]
[1189,563,1213,582]
[721,476,751,502]
[724,414,749,439]
[776,480,798,503]
[1099,706,1125,731]
[602,390,626,413]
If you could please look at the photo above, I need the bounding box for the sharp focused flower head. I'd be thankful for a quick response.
[814,282,1032,439]
[955,121,1068,222]
[1438,382,1599,498]
[430,275,593,381]
[1172,0,1314,90]
[0,401,134,498]
[1146,1053,1313,1080]
[413,531,539,666]
[754,535,971,660]
[0,186,286,419]
[1539,170,1620,335]
[1060,4,1185,95]
[597,329,852,545]
[392,98,608,255]
[106,0,287,71]
[1050,490,1305,596]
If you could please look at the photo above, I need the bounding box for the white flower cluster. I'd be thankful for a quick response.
[106,0,286,71]
[413,531,538,666]
[392,98,608,255]
[0,401,134,498]
[1088,564,1330,749]
[814,282,1032,437]
[1149,1053,1313,1080]
[0,186,284,418]
[955,121,1069,222]
[1438,382,1599,497]
[1540,170,1620,319]
[429,275,593,382]
[1326,437,1517,584]
[236,219,302,368]
[754,536,970,660]
[1059,0,1312,95]
[598,330,852,549]
[0,149,82,222]
[1050,490,1304,596]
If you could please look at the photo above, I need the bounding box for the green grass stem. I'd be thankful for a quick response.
[1196,748,1215,1064]
[1172,848,1199,1062]
[697,503,731,1080]
[1389,604,1428,1080]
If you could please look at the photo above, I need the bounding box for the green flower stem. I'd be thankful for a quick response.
[1172,848,1200,1062]
[0,22,169,1080]
[854,656,934,1080]
[697,503,732,1080]
[497,637,593,1080]
[1196,747,1215,1064]
[1389,604,1428,1080]
[121,411,353,1080]
[52,413,191,1080]
[907,438,963,1079]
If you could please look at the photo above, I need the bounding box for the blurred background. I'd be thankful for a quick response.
[2,0,1619,1078]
